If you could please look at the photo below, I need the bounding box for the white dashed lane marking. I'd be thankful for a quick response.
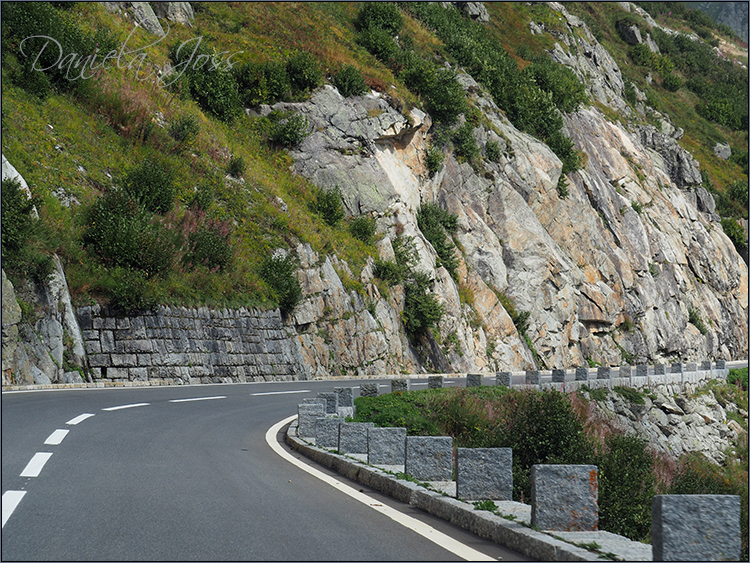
[66,413,94,425]
[170,396,226,403]
[44,429,69,445]
[2,491,27,528]
[250,390,310,396]
[19,453,53,478]
[102,403,150,411]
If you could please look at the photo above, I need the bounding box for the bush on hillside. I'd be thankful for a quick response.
[332,64,369,97]
[417,203,459,279]
[183,225,233,272]
[349,215,377,243]
[82,190,176,278]
[122,158,176,214]
[311,187,345,227]
[267,111,309,148]
[402,271,444,339]
[226,155,246,179]
[356,27,400,66]
[425,146,444,177]
[259,253,302,316]
[523,55,588,113]
[168,114,200,145]
[286,51,323,96]
[354,2,404,36]
[595,433,656,541]
[1,179,54,282]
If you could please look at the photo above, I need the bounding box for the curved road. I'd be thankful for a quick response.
[2,378,531,561]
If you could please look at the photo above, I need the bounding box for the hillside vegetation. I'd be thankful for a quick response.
[2,1,747,315]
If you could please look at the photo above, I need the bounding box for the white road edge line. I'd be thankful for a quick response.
[266,415,497,562]
[2,491,27,528]
[251,390,311,396]
[102,403,150,411]
[66,413,94,425]
[44,429,70,445]
[20,452,53,478]
[169,396,227,403]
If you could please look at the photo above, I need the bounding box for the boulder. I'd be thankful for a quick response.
[713,142,732,160]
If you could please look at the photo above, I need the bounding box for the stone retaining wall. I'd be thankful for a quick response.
[77,304,302,384]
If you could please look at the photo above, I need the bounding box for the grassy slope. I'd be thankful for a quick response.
[2,2,747,310]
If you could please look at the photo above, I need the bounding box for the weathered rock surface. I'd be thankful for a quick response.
[588,383,748,465]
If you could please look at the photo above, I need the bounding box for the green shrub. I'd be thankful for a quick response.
[190,181,215,211]
[421,68,467,126]
[452,121,480,163]
[168,114,200,144]
[355,2,404,36]
[349,215,377,243]
[373,259,403,285]
[122,158,176,214]
[425,146,444,177]
[259,253,302,315]
[523,55,587,113]
[352,389,442,435]
[187,64,243,123]
[662,72,683,92]
[332,64,368,97]
[356,28,400,66]
[417,203,459,279]
[107,268,160,313]
[614,386,645,405]
[402,271,444,339]
[262,60,293,103]
[311,186,345,227]
[688,308,708,335]
[0,178,54,282]
[226,155,246,178]
[286,51,323,96]
[267,111,309,148]
[624,81,638,105]
[183,221,233,272]
[728,368,749,390]
[485,140,501,163]
[82,191,176,278]
[595,433,656,541]
[721,217,748,253]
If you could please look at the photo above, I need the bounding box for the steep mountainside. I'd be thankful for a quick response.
[696,1,749,40]
[1,2,747,384]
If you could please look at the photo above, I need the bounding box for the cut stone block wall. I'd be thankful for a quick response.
[531,464,598,531]
[405,436,453,481]
[359,382,379,397]
[298,403,325,438]
[316,417,341,449]
[651,494,741,562]
[78,304,300,384]
[339,422,374,454]
[428,376,444,389]
[456,447,512,501]
[368,427,407,465]
[334,387,353,407]
[391,378,410,393]
[466,373,483,387]
[317,392,338,414]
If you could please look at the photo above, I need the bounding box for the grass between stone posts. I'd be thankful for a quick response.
[353,379,749,554]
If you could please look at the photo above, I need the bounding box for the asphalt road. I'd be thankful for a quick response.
[2,378,532,561]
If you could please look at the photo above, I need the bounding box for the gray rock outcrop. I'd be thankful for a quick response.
[587,383,748,465]
[151,1,194,26]
[714,142,732,160]
[128,2,165,36]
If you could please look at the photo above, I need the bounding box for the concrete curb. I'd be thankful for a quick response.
[285,419,604,562]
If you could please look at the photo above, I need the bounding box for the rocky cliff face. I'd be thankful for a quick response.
[280,2,748,375]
